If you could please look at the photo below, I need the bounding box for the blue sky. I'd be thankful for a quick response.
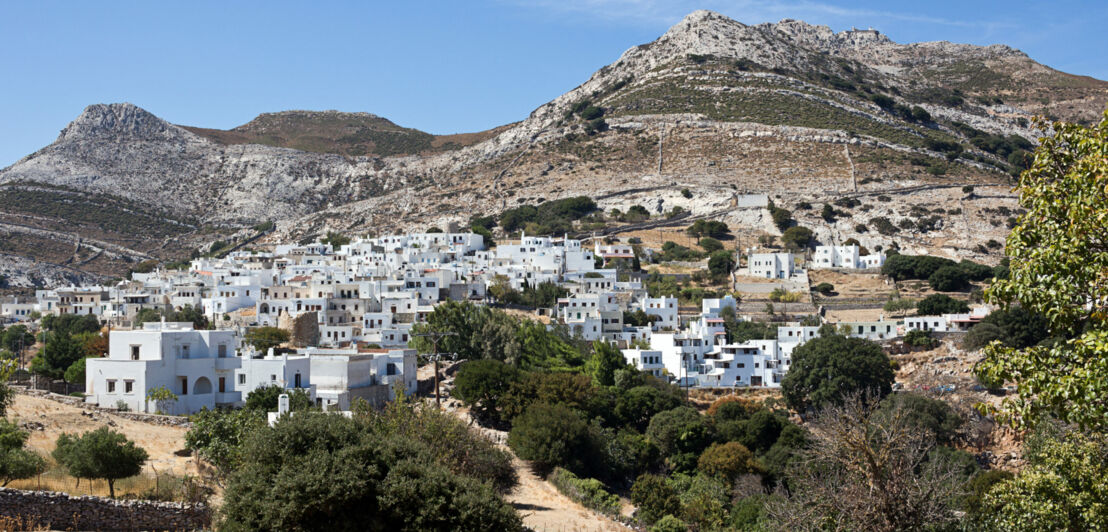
[1,0,1105,166]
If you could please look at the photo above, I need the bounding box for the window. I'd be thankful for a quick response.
[238,374,246,385]
[181,344,190,359]
[130,345,140,360]
[271,374,277,382]
[294,373,302,388]
[124,381,133,394]
[218,377,226,393]
[107,380,116,393]
[180,377,188,395]
[218,344,227,358]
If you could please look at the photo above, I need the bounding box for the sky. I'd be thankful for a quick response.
[1,0,1105,166]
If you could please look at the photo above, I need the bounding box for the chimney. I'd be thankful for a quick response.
[277,394,290,416]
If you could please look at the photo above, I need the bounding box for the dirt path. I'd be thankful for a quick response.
[419,363,628,531]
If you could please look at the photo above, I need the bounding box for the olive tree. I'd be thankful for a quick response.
[53,427,148,497]
[781,335,894,412]
[0,420,46,486]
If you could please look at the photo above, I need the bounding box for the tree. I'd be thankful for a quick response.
[883,297,917,317]
[33,332,85,381]
[917,294,970,316]
[0,420,46,486]
[820,203,837,222]
[586,341,628,387]
[220,411,522,531]
[963,322,1004,351]
[645,407,715,471]
[453,359,520,424]
[507,403,592,476]
[631,474,682,525]
[64,356,88,384]
[781,335,894,412]
[768,393,965,531]
[768,203,793,231]
[978,306,1050,349]
[0,362,13,417]
[977,429,1108,530]
[928,265,970,291]
[698,237,723,253]
[145,385,178,415]
[243,326,290,353]
[813,282,834,295]
[53,427,148,497]
[1,325,34,354]
[781,226,813,249]
[707,251,735,277]
[697,441,759,481]
[321,231,351,248]
[878,393,963,445]
[185,408,266,482]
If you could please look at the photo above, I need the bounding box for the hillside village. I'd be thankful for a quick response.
[0,224,1001,412]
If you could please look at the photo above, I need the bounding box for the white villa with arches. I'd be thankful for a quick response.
[84,321,242,415]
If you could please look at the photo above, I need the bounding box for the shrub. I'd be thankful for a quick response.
[769,204,793,231]
[244,326,290,353]
[631,474,682,525]
[651,514,687,532]
[878,394,963,445]
[916,294,970,316]
[781,336,894,412]
[813,283,835,295]
[548,468,621,515]
[781,226,813,249]
[904,329,937,348]
[0,420,46,486]
[928,265,971,291]
[698,442,759,481]
[707,251,735,277]
[681,188,692,199]
[963,322,1004,351]
[454,359,521,424]
[646,407,715,471]
[979,306,1050,349]
[508,403,592,476]
[871,216,897,235]
[698,237,723,253]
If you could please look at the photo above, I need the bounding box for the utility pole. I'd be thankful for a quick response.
[413,331,456,407]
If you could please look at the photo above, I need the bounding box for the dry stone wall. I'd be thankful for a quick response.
[0,487,210,531]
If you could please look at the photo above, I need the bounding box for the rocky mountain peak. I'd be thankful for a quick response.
[58,103,192,143]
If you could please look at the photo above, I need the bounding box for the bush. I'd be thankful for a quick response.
[813,282,835,295]
[548,467,621,515]
[681,188,693,199]
[651,514,687,532]
[697,441,759,481]
[904,329,937,348]
[979,306,1050,349]
[928,265,970,291]
[646,407,715,471]
[698,237,723,253]
[871,216,897,235]
[243,327,290,353]
[508,403,592,476]
[631,474,682,525]
[244,385,313,412]
[707,251,735,277]
[0,420,46,486]
[781,226,813,249]
[879,393,962,445]
[916,294,970,316]
[220,412,522,531]
[781,336,894,412]
[963,322,1003,351]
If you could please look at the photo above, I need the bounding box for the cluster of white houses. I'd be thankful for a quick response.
[2,232,987,413]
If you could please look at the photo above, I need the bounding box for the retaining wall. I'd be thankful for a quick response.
[0,487,210,531]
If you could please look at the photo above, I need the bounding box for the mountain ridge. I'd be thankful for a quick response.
[0,10,1104,285]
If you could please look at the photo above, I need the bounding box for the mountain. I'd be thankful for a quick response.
[181,110,507,157]
[0,11,1105,285]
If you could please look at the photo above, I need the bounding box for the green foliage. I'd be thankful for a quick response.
[698,236,723,253]
[243,326,290,353]
[904,329,937,348]
[657,241,703,262]
[780,226,813,249]
[453,359,521,425]
[707,250,735,277]
[53,427,148,498]
[614,384,684,432]
[963,322,1004,351]
[508,403,592,476]
[587,341,629,387]
[781,335,894,412]
[244,385,313,412]
[499,196,597,234]
[548,467,621,515]
[977,430,1108,530]
[646,407,715,472]
[134,304,211,330]
[321,231,351,248]
[917,294,970,315]
[33,332,86,381]
[185,408,266,481]
[813,282,834,295]
[650,514,687,532]
[686,219,730,240]
[145,385,178,415]
[872,216,898,235]
[879,393,962,445]
[0,420,46,486]
[63,356,88,384]
[42,313,100,337]
[1,325,34,354]
[697,441,760,481]
[928,265,971,291]
[631,474,682,525]
[768,202,793,231]
[219,410,522,531]
[681,188,693,199]
[978,306,1050,349]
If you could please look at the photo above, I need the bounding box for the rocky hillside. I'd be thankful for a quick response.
[182,110,506,157]
[0,11,1105,284]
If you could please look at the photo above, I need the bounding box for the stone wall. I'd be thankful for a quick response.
[0,487,210,531]
[15,388,192,428]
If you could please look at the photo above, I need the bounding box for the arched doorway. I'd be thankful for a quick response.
[194,377,213,394]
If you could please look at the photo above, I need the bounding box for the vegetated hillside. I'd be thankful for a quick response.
[0,10,1104,283]
[182,110,508,157]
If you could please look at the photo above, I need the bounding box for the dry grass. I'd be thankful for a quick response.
[0,515,50,532]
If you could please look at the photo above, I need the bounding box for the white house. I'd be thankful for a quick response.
[639,296,678,331]
[747,252,794,279]
[85,321,241,415]
[621,349,666,378]
[813,245,886,269]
